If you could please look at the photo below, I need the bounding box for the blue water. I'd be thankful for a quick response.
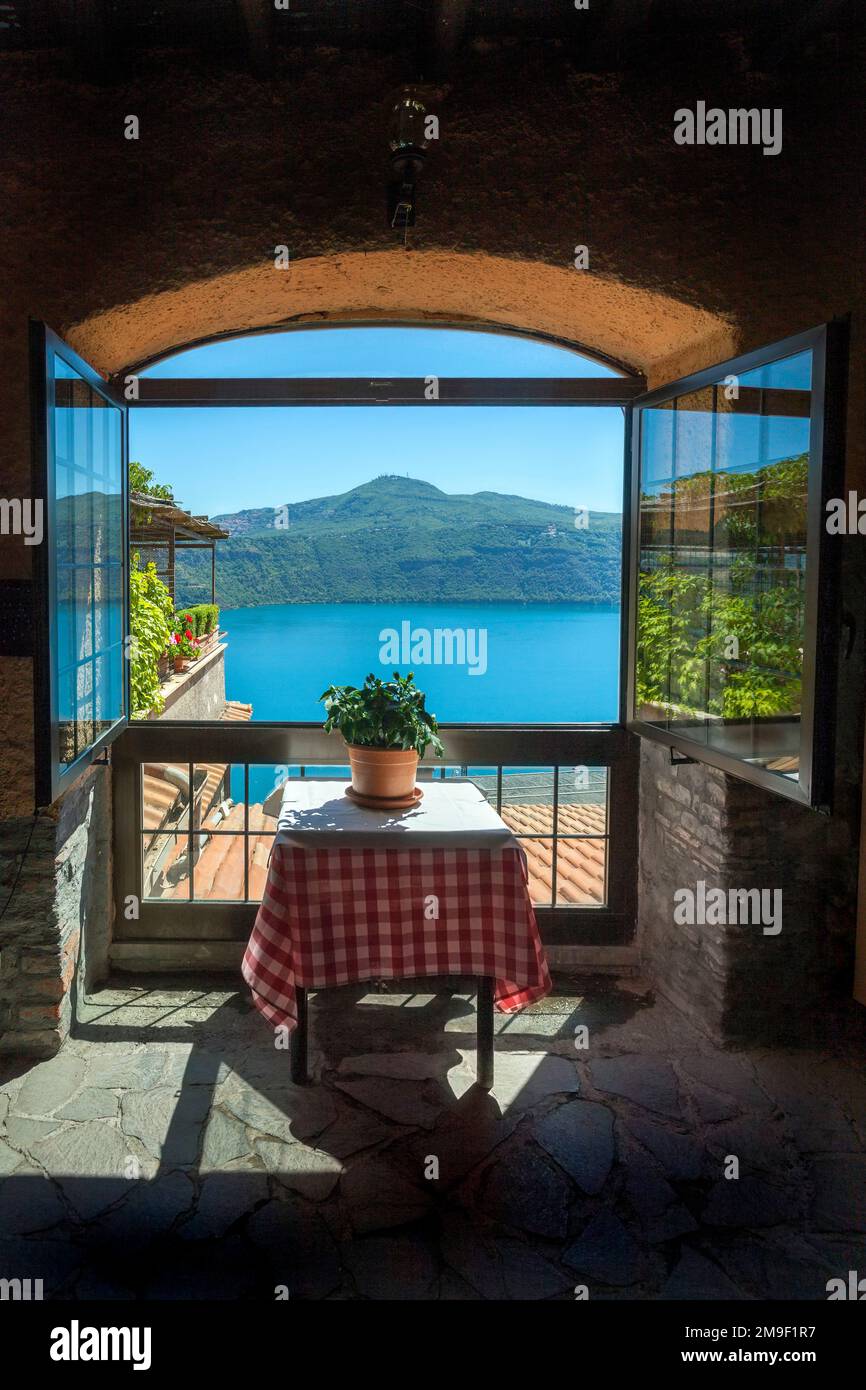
[220,602,619,805]
[221,601,620,724]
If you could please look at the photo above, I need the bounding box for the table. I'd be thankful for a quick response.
[242,778,551,1088]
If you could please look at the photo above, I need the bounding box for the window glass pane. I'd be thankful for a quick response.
[52,353,125,773]
[142,762,192,836]
[555,838,607,906]
[518,837,554,907]
[557,767,608,836]
[144,325,625,379]
[192,834,245,901]
[194,763,245,832]
[143,831,191,900]
[134,326,627,728]
[137,406,625,725]
[500,768,555,836]
[635,349,814,786]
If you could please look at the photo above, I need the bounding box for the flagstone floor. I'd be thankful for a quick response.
[1,975,865,1300]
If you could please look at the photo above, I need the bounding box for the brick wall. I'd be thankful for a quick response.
[0,766,112,1056]
[639,741,857,1044]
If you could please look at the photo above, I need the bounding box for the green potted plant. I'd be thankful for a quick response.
[320,671,444,804]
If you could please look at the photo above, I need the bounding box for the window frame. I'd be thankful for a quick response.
[30,321,130,807]
[113,329,646,948]
[624,322,846,810]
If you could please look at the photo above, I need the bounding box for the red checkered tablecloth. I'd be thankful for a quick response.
[242,841,551,1032]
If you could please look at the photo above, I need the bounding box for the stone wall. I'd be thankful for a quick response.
[0,765,112,1056]
[157,646,227,723]
[639,742,858,1044]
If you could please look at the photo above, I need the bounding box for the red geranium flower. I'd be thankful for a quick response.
[185,628,193,639]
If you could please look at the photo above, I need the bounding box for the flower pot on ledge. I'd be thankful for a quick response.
[173,654,187,674]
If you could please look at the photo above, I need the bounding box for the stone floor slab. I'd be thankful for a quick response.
[179,1171,270,1240]
[533,1099,615,1195]
[590,1055,681,1119]
[335,1076,447,1129]
[57,1089,120,1122]
[661,1248,747,1300]
[810,1154,866,1232]
[246,1197,342,1299]
[121,1088,211,1165]
[449,1050,580,1113]
[625,1116,703,1181]
[222,1082,337,1143]
[265,1142,343,1200]
[563,1211,646,1287]
[200,1106,253,1170]
[342,1233,439,1299]
[480,1146,572,1239]
[340,1154,432,1233]
[15,1056,87,1117]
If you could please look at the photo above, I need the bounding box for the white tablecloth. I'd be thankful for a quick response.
[270,778,518,850]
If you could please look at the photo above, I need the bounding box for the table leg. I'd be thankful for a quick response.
[477,977,494,1090]
[291,986,309,1086]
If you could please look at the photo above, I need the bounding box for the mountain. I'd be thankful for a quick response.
[174,475,622,608]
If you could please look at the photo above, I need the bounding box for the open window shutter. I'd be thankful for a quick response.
[623,323,845,809]
[30,322,129,807]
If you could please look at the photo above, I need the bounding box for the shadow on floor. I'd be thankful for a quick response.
[1,974,864,1300]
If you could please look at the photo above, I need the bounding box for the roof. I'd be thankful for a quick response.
[130,490,229,541]
[500,803,607,907]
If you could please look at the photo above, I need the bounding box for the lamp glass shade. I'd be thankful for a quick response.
[389,94,428,152]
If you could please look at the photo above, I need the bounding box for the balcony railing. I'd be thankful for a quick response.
[113,724,639,957]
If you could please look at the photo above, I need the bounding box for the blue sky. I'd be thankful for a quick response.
[133,327,627,517]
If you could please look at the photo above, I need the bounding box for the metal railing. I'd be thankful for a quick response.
[113,723,639,950]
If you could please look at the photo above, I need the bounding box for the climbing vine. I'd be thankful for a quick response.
[129,551,174,718]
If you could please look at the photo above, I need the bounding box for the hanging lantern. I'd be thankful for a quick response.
[388,89,429,232]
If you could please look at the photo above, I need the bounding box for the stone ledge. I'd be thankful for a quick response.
[152,642,227,717]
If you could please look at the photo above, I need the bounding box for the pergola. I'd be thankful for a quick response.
[129,490,229,607]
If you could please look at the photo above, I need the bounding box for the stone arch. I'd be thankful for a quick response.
[65,250,736,388]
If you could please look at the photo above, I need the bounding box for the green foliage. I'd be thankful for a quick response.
[320,671,444,757]
[129,461,173,501]
[183,603,219,636]
[129,552,174,718]
[635,454,807,722]
[174,476,622,608]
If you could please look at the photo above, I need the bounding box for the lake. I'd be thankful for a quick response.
[221,601,620,723]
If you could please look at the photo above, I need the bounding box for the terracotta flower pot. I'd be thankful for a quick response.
[173,654,186,673]
[346,744,419,801]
